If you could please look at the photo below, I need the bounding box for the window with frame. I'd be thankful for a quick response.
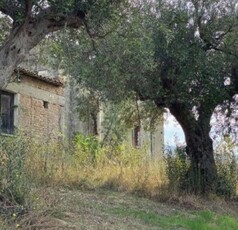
[0,90,14,134]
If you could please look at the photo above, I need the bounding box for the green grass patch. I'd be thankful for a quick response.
[109,207,238,230]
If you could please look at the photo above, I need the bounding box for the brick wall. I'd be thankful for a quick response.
[19,75,64,96]
[6,73,65,141]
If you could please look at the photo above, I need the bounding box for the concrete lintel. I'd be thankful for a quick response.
[6,83,65,106]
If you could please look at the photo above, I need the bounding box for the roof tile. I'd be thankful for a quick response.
[15,67,64,87]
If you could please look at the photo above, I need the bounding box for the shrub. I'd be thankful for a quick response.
[216,152,238,198]
[165,145,238,197]
[164,146,189,192]
[74,133,102,166]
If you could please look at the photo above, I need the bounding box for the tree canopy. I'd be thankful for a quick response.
[52,0,238,193]
[1,0,237,194]
[0,0,127,87]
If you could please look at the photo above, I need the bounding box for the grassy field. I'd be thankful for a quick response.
[2,188,237,230]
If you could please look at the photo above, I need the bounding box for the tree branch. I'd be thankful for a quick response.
[25,0,33,19]
[0,3,85,87]
[210,46,238,58]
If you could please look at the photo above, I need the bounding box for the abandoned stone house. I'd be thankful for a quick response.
[1,66,164,156]
[67,86,164,158]
[0,67,64,140]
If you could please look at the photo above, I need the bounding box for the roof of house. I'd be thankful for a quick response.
[15,67,64,87]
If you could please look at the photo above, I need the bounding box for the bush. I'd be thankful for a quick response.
[164,146,189,191]
[216,152,238,198]
[74,133,102,166]
[165,145,238,197]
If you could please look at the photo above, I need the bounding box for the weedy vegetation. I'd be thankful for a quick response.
[0,134,237,229]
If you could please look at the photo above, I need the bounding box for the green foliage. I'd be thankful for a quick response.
[62,9,156,102]
[0,135,29,209]
[165,147,189,191]
[216,155,238,197]
[64,80,163,148]
[74,133,102,165]
[73,132,146,167]
[74,87,100,123]
[0,0,127,21]
[101,102,132,146]
[55,0,238,110]
[165,144,238,197]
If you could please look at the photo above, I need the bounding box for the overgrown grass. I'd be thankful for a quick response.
[0,135,31,215]
[25,134,167,196]
[1,134,237,203]
[0,134,238,229]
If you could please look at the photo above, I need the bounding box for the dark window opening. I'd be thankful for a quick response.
[133,125,141,148]
[90,112,98,136]
[0,91,14,134]
[43,101,49,109]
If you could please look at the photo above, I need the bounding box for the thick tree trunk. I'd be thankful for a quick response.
[169,103,217,194]
[0,25,31,87]
[183,128,217,193]
[0,11,83,88]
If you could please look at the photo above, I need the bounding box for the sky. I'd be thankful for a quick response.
[163,111,238,154]
[164,111,185,147]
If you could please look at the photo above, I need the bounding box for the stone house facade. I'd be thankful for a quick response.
[1,65,164,156]
[130,122,164,159]
[67,106,164,158]
[66,81,164,158]
[1,67,64,140]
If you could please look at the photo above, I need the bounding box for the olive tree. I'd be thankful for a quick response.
[0,0,126,87]
[55,0,238,193]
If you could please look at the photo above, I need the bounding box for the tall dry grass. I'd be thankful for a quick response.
[1,133,237,207]
[25,135,167,196]
[1,134,238,229]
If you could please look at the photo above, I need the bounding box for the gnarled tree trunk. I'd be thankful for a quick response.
[183,127,217,193]
[169,102,217,194]
[0,7,83,88]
